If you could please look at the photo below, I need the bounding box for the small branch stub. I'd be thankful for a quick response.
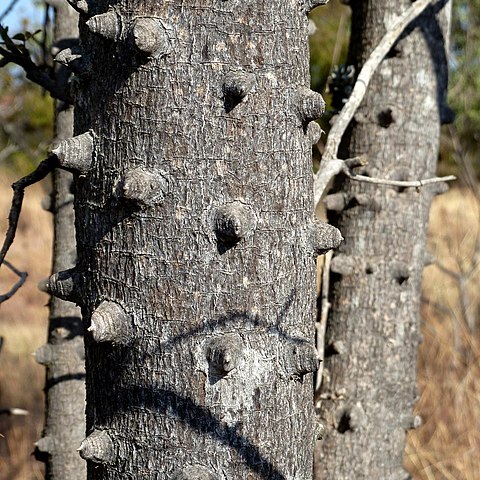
[39,268,82,304]
[307,219,343,256]
[172,465,218,480]
[88,301,132,344]
[120,166,168,207]
[330,254,356,276]
[213,202,255,244]
[305,0,330,14]
[50,131,94,175]
[78,429,115,464]
[286,340,320,378]
[66,0,90,15]
[86,10,123,41]
[205,335,243,376]
[324,192,347,212]
[41,193,54,213]
[35,436,55,454]
[34,344,55,366]
[130,17,171,57]
[295,87,325,124]
[400,414,422,430]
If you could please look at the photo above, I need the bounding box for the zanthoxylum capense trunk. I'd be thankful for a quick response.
[316,1,452,479]
[33,2,86,479]
[46,0,340,478]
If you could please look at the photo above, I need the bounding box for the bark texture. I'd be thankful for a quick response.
[58,1,338,478]
[315,1,451,479]
[34,3,87,479]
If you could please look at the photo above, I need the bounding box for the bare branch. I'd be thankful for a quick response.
[0,144,18,164]
[0,259,27,304]
[314,0,434,205]
[315,250,332,394]
[344,170,456,189]
[0,0,20,23]
[0,156,58,276]
[433,260,461,281]
[0,407,29,416]
[0,45,70,102]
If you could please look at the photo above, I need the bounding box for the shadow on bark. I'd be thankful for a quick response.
[158,289,308,349]
[86,290,315,478]
[394,0,453,125]
[46,373,87,390]
[113,386,287,480]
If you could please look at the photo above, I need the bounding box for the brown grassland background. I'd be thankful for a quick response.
[0,174,479,478]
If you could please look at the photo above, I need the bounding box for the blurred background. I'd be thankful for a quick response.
[0,0,479,478]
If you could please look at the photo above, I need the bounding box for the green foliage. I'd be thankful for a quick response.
[0,9,53,175]
[437,1,480,178]
[0,66,53,175]
[309,0,351,96]
[448,0,480,149]
[309,0,351,168]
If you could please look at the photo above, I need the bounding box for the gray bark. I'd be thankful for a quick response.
[45,1,340,479]
[315,1,451,479]
[34,3,87,479]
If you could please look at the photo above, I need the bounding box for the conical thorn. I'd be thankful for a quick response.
[86,10,123,41]
[295,87,325,124]
[130,17,171,57]
[50,131,94,175]
[78,429,115,464]
[89,301,132,344]
[120,167,168,207]
[308,220,343,256]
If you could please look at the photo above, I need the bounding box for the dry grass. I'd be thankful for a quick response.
[0,174,51,480]
[406,188,480,480]
[0,169,479,479]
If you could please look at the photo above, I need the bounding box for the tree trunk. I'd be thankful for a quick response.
[34,3,87,479]
[316,1,451,479]
[46,1,340,478]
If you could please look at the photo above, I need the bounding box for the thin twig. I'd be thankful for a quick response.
[314,0,434,205]
[0,45,70,102]
[0,407,29,416]
[315,250,332,393]
[0,156,58,272]
[0,144,18,163]
[0,259,27,303]
[41,3,51,68]
[0,0,20,22]
[344,171,456,188]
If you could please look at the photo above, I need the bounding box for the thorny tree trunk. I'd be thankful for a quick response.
[34,2,86,479]
[46,1,341,478]
[316,1,452,479]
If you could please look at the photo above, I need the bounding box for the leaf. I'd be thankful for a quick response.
[12,33,26,42]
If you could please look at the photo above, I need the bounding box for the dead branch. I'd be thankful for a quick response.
[0,44,70,102]
[0,144,18,163]
[0,407,29,416]
[0,260,27,303]
[315,249,332,394]
[0,156,58,279]
[344,170,456,189]
[0,0,21,23]
[314,0,434,205]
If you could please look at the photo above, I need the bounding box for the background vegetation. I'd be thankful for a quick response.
[0,0,479,478]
